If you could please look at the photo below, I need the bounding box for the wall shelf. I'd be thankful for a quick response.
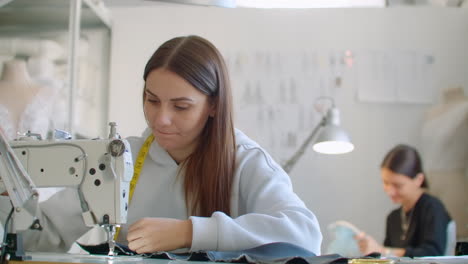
[0,0,112,138]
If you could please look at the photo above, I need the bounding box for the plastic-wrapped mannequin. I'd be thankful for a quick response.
[0,60,35,244]
[0,59,61,242]
[0,59,104,254]
[421,86,468,239]
[27,56,66,132]
[0,59,52,140]
[0,59,60,194]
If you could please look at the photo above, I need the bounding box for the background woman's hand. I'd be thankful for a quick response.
[127,217,193,253]
[354,232,383,255]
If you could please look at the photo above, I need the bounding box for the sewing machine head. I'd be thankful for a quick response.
[9,125,132,229]
[0,122,133,259]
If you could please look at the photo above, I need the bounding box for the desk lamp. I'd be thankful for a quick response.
[282,97,354,173]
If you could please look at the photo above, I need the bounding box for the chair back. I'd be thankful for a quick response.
[445,220,457,256]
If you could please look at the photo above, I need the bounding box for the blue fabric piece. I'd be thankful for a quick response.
[326,221,360,257]
[204,242,317,262]
[205,243,346,264]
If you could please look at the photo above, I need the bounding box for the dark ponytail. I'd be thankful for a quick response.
[381,144,428,188]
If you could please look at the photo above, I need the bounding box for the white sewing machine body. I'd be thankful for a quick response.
[9,136,133,229]
[0,123,133,259]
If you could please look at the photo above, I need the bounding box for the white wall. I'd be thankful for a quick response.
[107,6,468,252]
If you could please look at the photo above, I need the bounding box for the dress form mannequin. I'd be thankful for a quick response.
[421,86,468,239]
[0,59,65,239]
[27,56,66,132]
[0,59,52,140]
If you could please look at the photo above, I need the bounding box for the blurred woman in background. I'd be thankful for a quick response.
[355,144,452,257]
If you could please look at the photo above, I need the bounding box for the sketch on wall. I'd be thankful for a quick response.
[223,49,352,164]
[355,50,436,104]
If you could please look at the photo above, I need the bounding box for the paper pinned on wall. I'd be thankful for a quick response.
[356,50,436,104]
[356,50,397,103]
[225,48,350,163]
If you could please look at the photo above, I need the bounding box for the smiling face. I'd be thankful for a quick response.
[381,167,424,207]
[143,68,214,162]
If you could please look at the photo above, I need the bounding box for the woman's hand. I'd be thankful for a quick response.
[1,180,7,195]
[354,232,384,255]
[127,218,193,253]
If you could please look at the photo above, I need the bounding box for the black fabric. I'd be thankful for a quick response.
[78,242,350,264]
[77,242,135,256]
[383,193,451,257]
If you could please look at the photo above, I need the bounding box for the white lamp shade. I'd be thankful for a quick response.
[312,125,354,154]
[280,100,353,172]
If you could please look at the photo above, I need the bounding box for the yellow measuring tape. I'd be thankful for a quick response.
[114,133,155,240]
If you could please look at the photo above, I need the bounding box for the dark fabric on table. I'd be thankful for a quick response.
[78,242,351,264]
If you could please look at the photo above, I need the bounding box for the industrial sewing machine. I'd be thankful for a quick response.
[0,122,133,261]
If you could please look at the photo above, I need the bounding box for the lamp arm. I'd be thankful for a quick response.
[281,116,325,173]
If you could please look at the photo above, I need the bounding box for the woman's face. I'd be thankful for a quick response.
[144,68,214,162]
[381,167,422,205]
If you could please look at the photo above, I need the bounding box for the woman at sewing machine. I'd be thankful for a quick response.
[0,35,322,255]
[355,144,452,257]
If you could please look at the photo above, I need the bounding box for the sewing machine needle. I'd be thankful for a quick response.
[106,225,117,256]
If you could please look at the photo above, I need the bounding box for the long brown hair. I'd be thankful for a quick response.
[143,35,236,216]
